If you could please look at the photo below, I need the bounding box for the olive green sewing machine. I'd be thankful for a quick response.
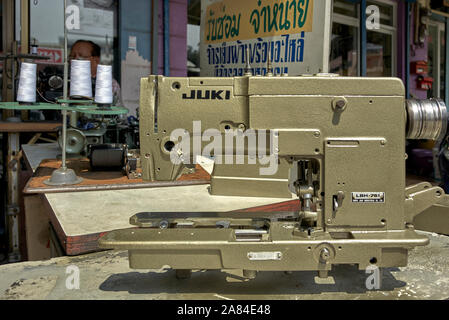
[99,73,448,279]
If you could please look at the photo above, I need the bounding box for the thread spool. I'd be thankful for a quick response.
[31,45,38,55]
[95,64,113,105]
[70,59,93,98]
[17,62,37,103]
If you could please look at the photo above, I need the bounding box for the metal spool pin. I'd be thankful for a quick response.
[44,0,83,186]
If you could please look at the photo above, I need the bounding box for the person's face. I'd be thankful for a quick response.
[69,42,100,77]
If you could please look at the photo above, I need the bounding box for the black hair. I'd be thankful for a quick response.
[72,40,101,57]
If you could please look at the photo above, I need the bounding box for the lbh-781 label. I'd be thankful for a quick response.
[352,192,385,203]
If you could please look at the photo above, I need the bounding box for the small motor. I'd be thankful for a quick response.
[88,144,127,171]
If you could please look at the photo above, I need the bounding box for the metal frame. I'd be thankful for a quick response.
[361,0,367,75]
[164,0,170,76]
[430,11,449,108]
[332,0,397,77]
[447,18,449,106]
[6,133,20,262]
[406,1,411,98]
[152,0,160,75]
[19,0,29,55]
[1,0,16,107]
[365,0,398,76]
[332,13,361,76]
[427,20,445,99]
[100,223,429,273]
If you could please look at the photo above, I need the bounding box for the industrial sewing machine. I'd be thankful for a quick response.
[99,73,449,279]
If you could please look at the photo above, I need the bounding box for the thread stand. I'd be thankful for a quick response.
[0,99,128,186]
[1,0,127,186]
[45,0,80,187]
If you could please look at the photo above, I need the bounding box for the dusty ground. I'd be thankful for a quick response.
[0,231,448,300]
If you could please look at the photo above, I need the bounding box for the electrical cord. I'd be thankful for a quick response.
[36,88,58,104]
[68,114,105,132]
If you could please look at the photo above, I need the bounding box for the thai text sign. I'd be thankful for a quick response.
[204,0,314,44]
[200,0,331,77]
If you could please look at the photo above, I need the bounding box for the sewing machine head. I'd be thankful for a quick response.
[139,74,447,225]
[98,74,448,276]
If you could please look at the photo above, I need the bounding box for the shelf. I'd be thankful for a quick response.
[0,102,129,115]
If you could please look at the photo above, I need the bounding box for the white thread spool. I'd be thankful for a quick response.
[70,59,92,98]
[17,62,37,103]
[95,64,113,105]
[31,45,38,55]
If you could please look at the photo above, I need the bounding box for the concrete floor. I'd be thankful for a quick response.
[0,231,449,300]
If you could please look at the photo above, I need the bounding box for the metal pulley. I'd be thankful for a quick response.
[58,128,87,155]
[406,98,448,140]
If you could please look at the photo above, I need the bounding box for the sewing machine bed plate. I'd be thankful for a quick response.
[42,185,299,255]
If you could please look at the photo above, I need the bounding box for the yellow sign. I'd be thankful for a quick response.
[204,0,314,44]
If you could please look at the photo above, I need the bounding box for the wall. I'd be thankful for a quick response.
[396,0,406,84]
[409,7,429,99]
[120,0,187,75]
[157,0,188,76]
[119,0,187,114]
[120,0,152,62]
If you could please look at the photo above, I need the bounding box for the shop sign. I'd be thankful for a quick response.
[200,0,332,77]
[35,47,64,64]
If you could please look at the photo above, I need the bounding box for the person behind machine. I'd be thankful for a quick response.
[41,40,123,121]
[69,39,122,106]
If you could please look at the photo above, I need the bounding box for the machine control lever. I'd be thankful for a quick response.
[333,191,345,214]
